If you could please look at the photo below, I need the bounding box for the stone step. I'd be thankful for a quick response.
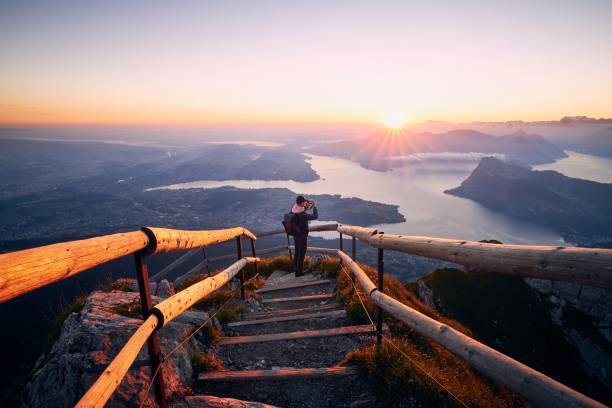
[261,293,334,304]
[218,324,377,346]
[242,303,343,320]
[256,279,333,294]
[228,309,346,327]
[198,366,358,382]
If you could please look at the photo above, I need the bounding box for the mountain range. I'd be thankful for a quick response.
[311,129,567,171]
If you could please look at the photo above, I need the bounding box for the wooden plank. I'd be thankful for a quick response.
[186,395,279,408]
[172,258,210,288]
[256,279,333,293]
[153,257,259,327]
[243,303,343,320]
[144,226,256,254]
[366,233,612,289]
[0,231,149,303]
[228,309,346,327]
[218,324,376,345]
[261,293,335,303]
[150,248,200,282]
[254,245,290,256]
[199,366,357,382]
[343,255,605,408]
[75,315,159,408]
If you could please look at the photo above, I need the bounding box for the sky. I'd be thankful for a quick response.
[1,0,611,125]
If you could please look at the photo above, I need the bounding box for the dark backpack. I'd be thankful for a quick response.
[282,212,301,236]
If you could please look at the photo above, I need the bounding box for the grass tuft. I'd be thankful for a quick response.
[191,350,225,372]
[101,278,133,292]
[111,300,142,318]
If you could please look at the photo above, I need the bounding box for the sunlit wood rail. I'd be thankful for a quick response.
[0,226,256,303]
[334,247,606,408]
[337,225,612,289]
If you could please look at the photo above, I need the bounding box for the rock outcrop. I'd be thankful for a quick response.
[526,278,612,392]
[22,281,209,407]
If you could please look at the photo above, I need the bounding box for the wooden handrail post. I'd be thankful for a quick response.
[236,236,245,299]
[250,237,258,278]
[134,252,168,408]
[376,246,384,353]
[352,236,356,261]
[286,233,294,272]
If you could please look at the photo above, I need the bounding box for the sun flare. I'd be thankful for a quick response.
[383,115,406,129]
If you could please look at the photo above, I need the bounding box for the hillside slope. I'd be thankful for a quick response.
[416,269,611,405]
[445,157,612,245]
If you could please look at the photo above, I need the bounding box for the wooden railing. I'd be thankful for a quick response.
[337,225,612,290]
[0,226,255,303]
[334,248,605,408]
[75,257,259,408]
[1,222,610,407]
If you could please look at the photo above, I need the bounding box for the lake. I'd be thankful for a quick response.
[152,151,611,245]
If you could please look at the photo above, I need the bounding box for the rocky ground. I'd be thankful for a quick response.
[21,279,211,407]
[526,278,612,394]
[21,269,384,407]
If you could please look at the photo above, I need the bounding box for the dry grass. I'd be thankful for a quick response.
[345,337,518,407]
[191,350,225,372]
[101,278,133,292]
[337,260,471,335]
[332,258,520,407]
[111,300,142,318]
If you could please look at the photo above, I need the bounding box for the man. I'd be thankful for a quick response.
[291,195,318,276]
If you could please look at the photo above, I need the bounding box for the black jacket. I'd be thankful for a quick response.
[295,207,318,236]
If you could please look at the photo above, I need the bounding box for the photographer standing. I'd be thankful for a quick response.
[291,195,318,276]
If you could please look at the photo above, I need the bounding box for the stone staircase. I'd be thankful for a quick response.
[192,270,378,407]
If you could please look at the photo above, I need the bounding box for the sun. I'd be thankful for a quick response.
[383,115,406,129]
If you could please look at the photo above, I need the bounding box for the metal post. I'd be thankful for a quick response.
[376,246,384,352]
[202,247,211,276]
[236,236,245,299]
[339,232,343,265]
[250,238,258,277]
[286,233,294,272]
[134,252,168,408]
[352,236,356,261]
